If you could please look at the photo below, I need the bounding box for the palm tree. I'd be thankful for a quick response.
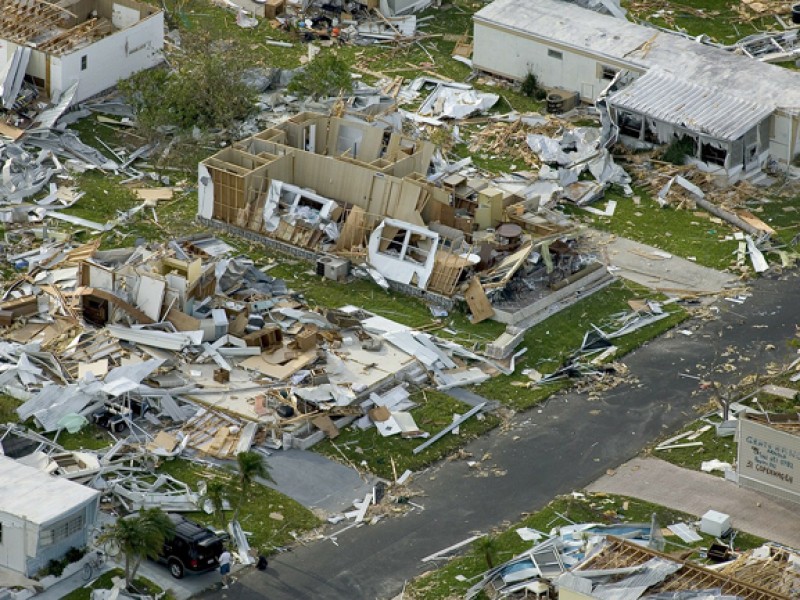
[200,479,231,530]
[231,451,274,523]
[473,534,498,569]
[100,508,175,589]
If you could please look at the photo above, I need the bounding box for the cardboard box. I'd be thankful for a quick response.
[264,0,285,19]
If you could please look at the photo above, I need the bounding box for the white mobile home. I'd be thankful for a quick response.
[0,455,99,577]
[473,0,800,178]
[0,0,164,105]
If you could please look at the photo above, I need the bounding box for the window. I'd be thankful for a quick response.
[0,522,3,544]
[40,514,85,548]
[547,49,563,60]
[618,112,643,139]
[700,141,727,166]
[81,56,87,71]
[599,65,618,80]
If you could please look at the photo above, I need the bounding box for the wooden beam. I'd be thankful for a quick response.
[38,17,97,53]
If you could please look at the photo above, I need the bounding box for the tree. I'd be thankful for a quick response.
[232,451,274,523]
[100,508,175,589]
[200,479,231,530]
[117,32,257,139]
[473,534,498,569]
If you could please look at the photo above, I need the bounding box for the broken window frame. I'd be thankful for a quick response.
[598,64,619,81]
[617,111,644,140]
[377,227,433,265]
[699,140,727,167]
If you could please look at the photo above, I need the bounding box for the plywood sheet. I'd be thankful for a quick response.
[135,275,166,321]
[132,188,174,202]
[336,206,367,251]
[465,276,494,324]
[166,308,201,331]
[241,349,317,380]
[312,415,339,439]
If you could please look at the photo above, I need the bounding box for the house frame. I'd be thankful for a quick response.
[0,0,163,105]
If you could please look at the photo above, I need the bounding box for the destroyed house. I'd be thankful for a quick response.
[560,536,792,600]
[473,0,800,179]
[198,112,597,317]
[0,455,99,577]
[196,113,473,298]
[0,0,163,106]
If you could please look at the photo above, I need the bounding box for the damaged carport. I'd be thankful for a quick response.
[606,69,774,180]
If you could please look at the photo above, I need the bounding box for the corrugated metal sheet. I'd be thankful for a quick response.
[473,0,800,112]
[589,557,682,599]
[592,584,648,600]
[17,382,104,432]
[557,571,593,594]
[607,70,773,141]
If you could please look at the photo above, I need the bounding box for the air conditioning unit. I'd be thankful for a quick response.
[316,256,350,282]
[546,88,580,114]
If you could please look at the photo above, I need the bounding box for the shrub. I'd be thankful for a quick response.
[40,558,68,578]
[520,71,539,97]
[662,137,695,166]
[118,33,256,138]
[288,53,353,99]
[65,546,86,563]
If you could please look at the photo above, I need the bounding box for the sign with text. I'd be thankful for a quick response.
[738,417,800,503]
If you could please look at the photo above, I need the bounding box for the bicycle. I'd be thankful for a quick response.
[82,551,106,582]
[88,523,121,558]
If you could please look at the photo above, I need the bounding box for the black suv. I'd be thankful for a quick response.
[157,514,227,578]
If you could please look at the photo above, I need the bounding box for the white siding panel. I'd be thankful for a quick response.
[474,23,626,101]
[53,13,164,104]
[0,515,27,573]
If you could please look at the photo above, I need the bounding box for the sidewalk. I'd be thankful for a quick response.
[587,457,800,548]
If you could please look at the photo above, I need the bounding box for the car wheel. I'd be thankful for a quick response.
[168,558,185,579]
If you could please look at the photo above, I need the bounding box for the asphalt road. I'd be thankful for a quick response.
[199,271,799,600]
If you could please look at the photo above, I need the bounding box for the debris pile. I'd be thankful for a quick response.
[0,235,504,455]
[460,502,797,599]
[199,111,610,325]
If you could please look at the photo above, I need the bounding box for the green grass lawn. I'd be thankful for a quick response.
[406,492,765,599]
[564,186,741,271]
[0,394,19,424]
[655,372,800,473]
[55,426,115,451]
[50,172,201,250]
[472,280,687,409]
[156,457,321,553]
[650,416,738,473]
[315,389,500,480]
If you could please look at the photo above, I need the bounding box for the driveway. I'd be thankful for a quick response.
[588,457,800,548]
[193,271,800,600]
